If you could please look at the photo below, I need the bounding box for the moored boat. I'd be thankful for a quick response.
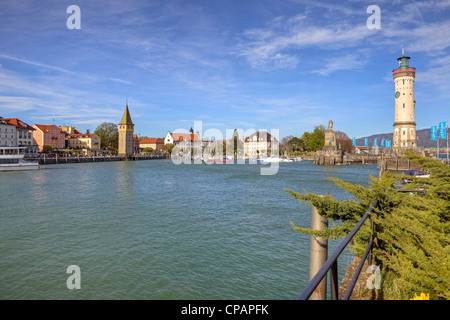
[0,147,40,172]
[403,169,430,178]
[260,156,281,164]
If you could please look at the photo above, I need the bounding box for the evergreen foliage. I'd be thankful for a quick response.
[285,151,449,299]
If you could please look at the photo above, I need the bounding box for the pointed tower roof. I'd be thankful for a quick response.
[119,102,133,125]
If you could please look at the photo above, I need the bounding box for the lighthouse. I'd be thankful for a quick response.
[392,49,417,150]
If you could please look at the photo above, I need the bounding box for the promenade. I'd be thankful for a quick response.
[27,154,167,165]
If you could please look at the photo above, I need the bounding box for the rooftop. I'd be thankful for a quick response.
[119,104,134,125]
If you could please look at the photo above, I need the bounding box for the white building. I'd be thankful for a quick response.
[164,129,201,148]
[244,131,278,157]
[3,118,37,153]
[0,118,17,147]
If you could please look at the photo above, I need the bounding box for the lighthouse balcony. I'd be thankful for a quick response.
[392,67,415,75]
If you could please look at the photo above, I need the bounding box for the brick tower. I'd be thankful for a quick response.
[118,102,134,156]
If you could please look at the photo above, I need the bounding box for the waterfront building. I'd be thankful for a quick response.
[66,133,101,154]
[140,138,165,152]
[392,49,417,150]
[32,124,66,152]
[118,103,134,156]
[1,118,37,153]
[244,131,277,157]
[164,131,201,147]
[164,129,202,156]
[0,117,17,147]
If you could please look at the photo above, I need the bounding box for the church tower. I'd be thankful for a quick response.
[392,49,417,150]
[118,102,134,156]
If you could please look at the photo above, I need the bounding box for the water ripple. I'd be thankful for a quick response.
[0,160,377,299]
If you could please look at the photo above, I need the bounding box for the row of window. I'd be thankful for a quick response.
[394,129,415,136]
[0,128,15,132]
[18,132,32,139]
[395,79,414,85]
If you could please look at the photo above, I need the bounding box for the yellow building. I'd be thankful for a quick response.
[67,133,101,154]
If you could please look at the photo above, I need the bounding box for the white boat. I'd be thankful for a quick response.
[260,156,281,164]
[0,146,40,172]
[403,170,430,178]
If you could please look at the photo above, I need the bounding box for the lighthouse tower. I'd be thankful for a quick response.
[392,49,417,150]
[118,102,134,156]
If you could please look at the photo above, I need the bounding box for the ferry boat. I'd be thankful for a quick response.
[0,146,40,172]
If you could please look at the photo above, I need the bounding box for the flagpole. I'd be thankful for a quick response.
[437,129,440,160]
[447,121,449,165]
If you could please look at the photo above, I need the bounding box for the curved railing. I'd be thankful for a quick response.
[297,200,379,300]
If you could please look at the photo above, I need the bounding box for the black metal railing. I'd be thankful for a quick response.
[297,200,379,300]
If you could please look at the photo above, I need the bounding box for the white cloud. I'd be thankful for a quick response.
[312,54,366,76]
[237,13,371,71]
[0,95,39,112]
[0,54,74,74]
[109,78,133,85]
[407,20,450,53]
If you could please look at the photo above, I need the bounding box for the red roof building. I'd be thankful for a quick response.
[140,138,165,152]
[32,124,66,152]
[1,117,38,152]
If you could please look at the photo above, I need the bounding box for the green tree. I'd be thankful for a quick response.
[300,132,311,150]
[42,144,53,153]
[95,122,118,150]
[164,143,175,157]
[289,137,305,152]
[142,147,154,153]
[301,125,325,151]
[284,151,450,299]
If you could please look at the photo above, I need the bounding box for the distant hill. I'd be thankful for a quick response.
[355,128,449,148]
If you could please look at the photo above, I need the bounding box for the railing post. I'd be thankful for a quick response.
[309,203,328,300]
[330,261,338,300]
[368,218,374,266]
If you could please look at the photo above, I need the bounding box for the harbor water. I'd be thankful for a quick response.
[0,159,377,299]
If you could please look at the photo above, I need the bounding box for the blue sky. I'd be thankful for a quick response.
[0,0,449,140]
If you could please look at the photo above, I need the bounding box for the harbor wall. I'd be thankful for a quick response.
[315,152,378,166]
[29,154,167,165]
